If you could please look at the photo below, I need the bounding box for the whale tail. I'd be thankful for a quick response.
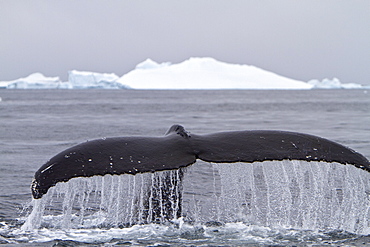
[31,125,370,200]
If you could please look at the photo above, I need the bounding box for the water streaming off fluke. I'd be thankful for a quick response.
[22,160,370,235]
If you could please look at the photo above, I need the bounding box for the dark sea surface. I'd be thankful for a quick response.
[0,89,370,246]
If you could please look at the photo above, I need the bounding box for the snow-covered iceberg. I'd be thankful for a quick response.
[0,71,128,89]
[0,73,69,89]
[0,58,365,90]
[68,70,128,89]
[117,57,313,90]
[135,59,171,70]
[307,78,363,89]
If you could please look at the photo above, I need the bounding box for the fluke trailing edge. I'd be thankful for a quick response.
[31,125,370,199]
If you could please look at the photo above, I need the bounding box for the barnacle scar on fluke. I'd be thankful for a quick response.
[31,124,370,200]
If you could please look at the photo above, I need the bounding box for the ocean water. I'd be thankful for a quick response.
[0,89,370,246]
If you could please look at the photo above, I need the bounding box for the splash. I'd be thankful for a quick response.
[22,160,370,235]
[213,161,370,234]
[22,169,183,230]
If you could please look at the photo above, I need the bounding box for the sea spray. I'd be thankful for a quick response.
[22,169,184,230]
[22,160,370,234]
[213,161,370,234]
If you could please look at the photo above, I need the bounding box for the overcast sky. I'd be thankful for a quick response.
[1,0,369,84]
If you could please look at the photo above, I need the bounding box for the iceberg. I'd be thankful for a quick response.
[68,70,128,89]
[307,78,363,89]
[0,58,365,90]
[117,57,313,90]
[0,71,128,89]
[0,73,69,89]
[135,59,171,70]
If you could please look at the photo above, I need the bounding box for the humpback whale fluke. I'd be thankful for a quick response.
[31,125,370,199]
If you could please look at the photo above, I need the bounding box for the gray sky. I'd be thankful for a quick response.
[1,0,369,84]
